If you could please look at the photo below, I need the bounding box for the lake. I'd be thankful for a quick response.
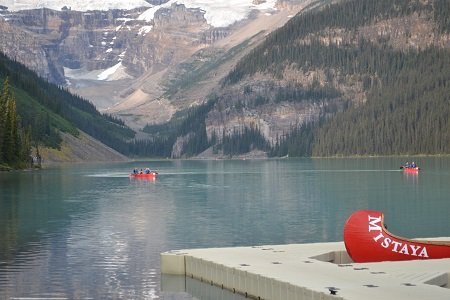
[1,157,449,299]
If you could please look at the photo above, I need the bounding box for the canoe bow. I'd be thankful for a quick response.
[343,210,450,262]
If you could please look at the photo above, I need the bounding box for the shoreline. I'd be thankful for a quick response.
[3,153,450,171]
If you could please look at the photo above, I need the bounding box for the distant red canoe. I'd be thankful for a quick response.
[343,210,450,263]
[403,167,420,173]
[129,172,158,179]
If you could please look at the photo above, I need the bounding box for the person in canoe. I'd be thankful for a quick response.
[401,161,420,172]
[401,162,414,169]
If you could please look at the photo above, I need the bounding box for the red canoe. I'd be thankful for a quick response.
[343,210,450,263]
[129,172,158,179]
[403,167,420,173]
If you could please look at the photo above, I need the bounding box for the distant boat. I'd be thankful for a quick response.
[402,166,420,173]
[129,171,158,179]
[343,210,450,263]
[400,165,420,173]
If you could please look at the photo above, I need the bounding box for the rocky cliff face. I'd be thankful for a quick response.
[1,8,141,83]
[0,17,63,82]
[123,3,222,76]
[0,3,228,85]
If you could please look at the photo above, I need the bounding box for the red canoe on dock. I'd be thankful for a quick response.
[343,210,450,263]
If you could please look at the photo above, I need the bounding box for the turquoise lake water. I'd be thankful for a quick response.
[0,157,449,299]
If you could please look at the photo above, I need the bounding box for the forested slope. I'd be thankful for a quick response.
[0,52,135,167]
[221,0,450,156]
[144,0,450,158]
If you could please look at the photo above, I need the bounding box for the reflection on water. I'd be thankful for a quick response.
[0,158,450,299]
[403,171,419,185]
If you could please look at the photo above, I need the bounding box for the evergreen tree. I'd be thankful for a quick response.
[1,82,18,164]
[0,79,5,160]
[21,126,32,167]
[0,78,30,167]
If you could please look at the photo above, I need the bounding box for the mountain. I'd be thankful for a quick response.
[0,0,308,129]
[2,0,284,26]
[139,0,450,158]
[4,0,450,159]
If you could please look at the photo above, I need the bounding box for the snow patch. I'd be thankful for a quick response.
[138,4,167,22]
[64,62,131,82]
[138,0,277,28]
[97,62,122,80]
[117,18,134,22]
[65,67,103,81]
[138,25,153,35]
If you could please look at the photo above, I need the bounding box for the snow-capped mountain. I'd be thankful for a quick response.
[2,0,278,27]
[0,0,283,86]
[0,0,308,128]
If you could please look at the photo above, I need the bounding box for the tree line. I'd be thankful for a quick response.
[0,79,32,169]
